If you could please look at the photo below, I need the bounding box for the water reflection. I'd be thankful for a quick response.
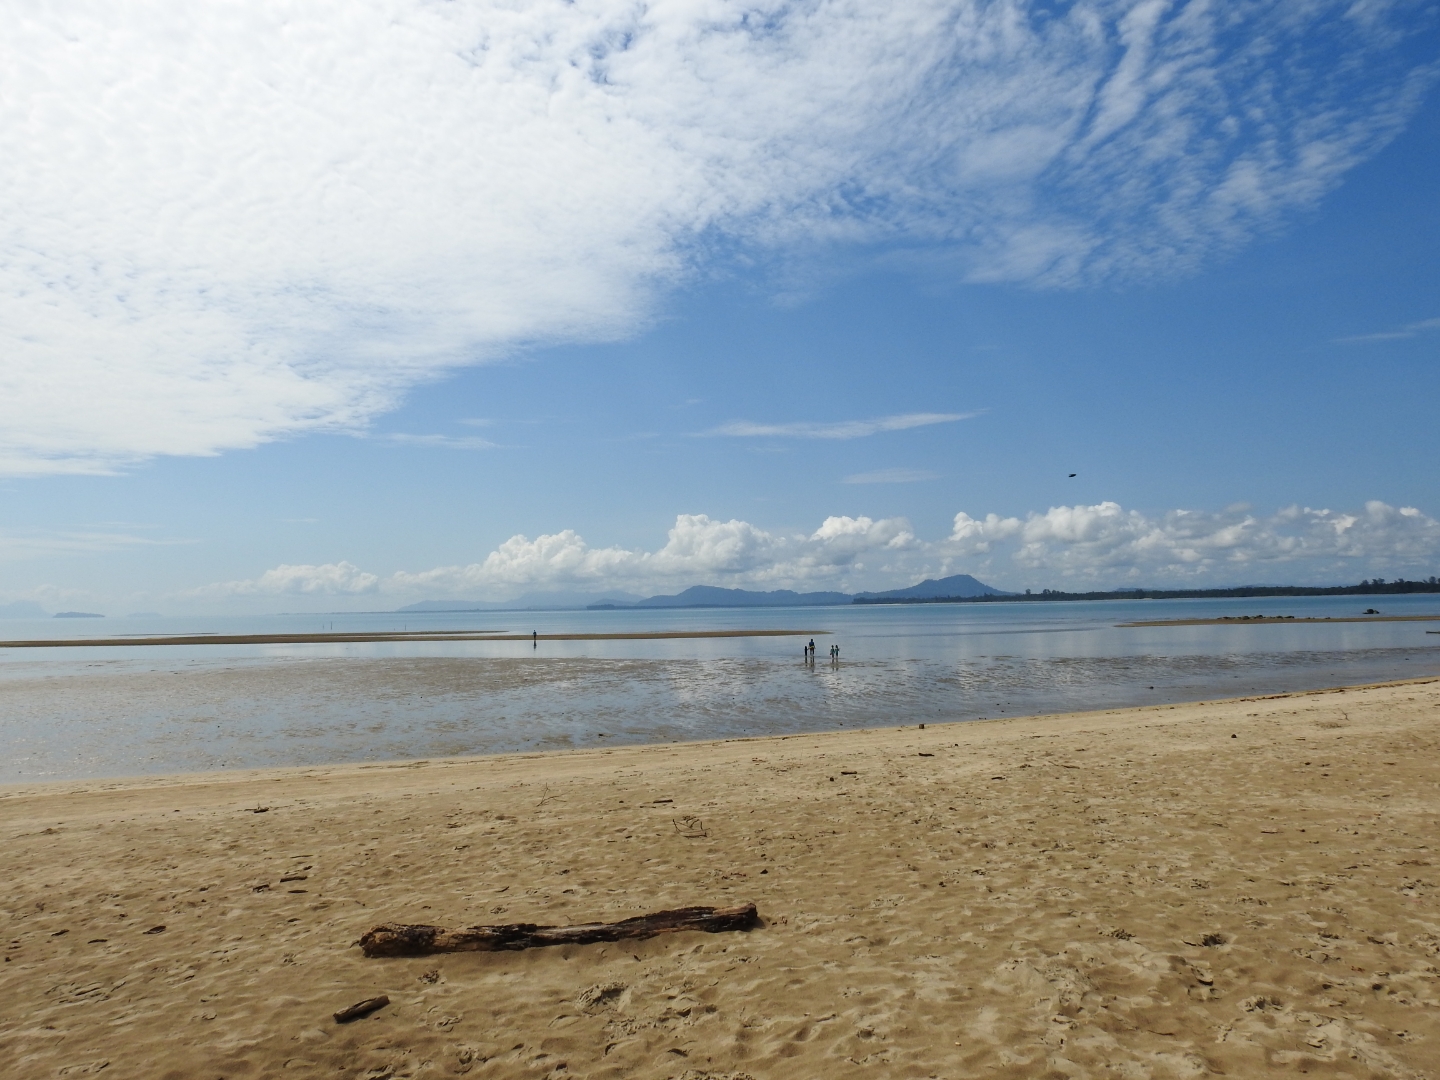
[2,595,1437,781]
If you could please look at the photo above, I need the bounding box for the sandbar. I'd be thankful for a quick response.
[2,678,1437,1077]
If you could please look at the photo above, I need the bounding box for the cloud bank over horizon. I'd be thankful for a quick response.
[180,500,1440,608]
[3,0,1435,476]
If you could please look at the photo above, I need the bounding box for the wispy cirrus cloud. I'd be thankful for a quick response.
[709,413,974,440]
[0,527,185,562]
[1,1,1434,475]
[843,468,942,484]
[1333,317,1440,344]
[381,433,498,451]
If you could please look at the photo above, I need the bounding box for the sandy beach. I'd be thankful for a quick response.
[2,678,1437,1079]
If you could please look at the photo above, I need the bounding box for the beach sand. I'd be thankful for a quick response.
[2,678,1437,1079]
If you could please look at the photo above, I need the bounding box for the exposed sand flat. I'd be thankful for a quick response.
[1119,615,1440,627]
[2,679,1437,1079]
[0,629,825,649]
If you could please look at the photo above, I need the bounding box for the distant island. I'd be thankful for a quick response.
[53,611,104,618]
[852,577,1440,604]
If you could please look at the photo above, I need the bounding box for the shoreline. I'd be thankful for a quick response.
[3,673,1435,798]
[3,676,1437,1077]
[1119,613,1440,627]
[0,627,829,649]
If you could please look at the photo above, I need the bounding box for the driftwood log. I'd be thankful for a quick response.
[358,902,758,958]
[334,995,389,1023]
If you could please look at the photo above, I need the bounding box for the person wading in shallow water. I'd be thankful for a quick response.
[532,630,537,648]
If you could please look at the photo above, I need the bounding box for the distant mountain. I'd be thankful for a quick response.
[857,573,1010,601]
[614,586,855,609]
[591,577,1008,609]
[54,611,104,618]
[398,590,645,613]
[406,576,1010,612]
[0,600,48,619]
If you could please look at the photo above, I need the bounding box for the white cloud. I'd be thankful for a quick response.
[381,433,498,451]
[203,500,1440,604]
[710,412,974,439]
[1334,316,1440,344]
[943,499,1440,583]
[806,515,918,559]
[387,513,917,595]
[843,468,942,484]
[0,527,179,562]
[945,511,1027,555]
[2,0,1432,475]
[200,561,381,597]
[202,513,918,600]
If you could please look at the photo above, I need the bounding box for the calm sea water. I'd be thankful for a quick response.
[2,594,1437,782]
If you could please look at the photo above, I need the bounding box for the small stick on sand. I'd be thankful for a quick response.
[358,902,758,958]
[333,995,389,1023]
[672,815,707,838]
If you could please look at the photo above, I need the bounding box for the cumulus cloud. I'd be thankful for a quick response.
[200,561,381,597]
[205,513,918,599]
[3,1,1434,474]
[942,500,1440,582]
[203,500,1440,603]
[710,413,973,439]
[389,513,918,595]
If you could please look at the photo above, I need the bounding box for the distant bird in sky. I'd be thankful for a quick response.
[1068,473,1077,477]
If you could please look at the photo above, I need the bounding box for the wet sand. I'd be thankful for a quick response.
[2,678,1437,1078]
[0,629,826,649]
[1119,614,1440,627]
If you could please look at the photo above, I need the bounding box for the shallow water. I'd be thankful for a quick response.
[2,595,1437,781]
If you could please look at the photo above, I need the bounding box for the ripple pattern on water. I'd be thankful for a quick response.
[2,641,1436,781]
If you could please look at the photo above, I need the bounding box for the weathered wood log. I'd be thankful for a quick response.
[334,995,389,1023]
[358,902,759,958]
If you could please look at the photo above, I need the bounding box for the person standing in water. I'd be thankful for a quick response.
[532,630,537,648]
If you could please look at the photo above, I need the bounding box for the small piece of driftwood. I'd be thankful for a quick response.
[334,995,389,1023]
[358,902,758,958]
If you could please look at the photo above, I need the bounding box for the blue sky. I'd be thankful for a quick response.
[2,0,1439,614]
